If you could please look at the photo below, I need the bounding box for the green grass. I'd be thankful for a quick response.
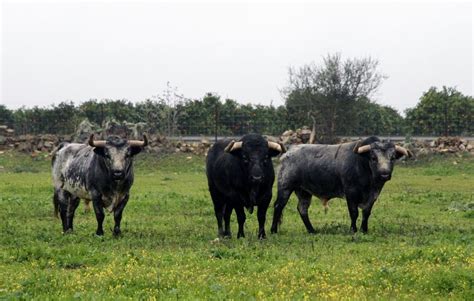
[0,150,473,300]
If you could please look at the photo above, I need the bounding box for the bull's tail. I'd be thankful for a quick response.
[53,189,60,218]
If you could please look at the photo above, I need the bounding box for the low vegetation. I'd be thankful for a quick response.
[0,151,473,299]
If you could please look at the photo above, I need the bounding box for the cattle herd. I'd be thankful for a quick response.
[51,133,412,238]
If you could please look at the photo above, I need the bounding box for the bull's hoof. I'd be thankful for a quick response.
[95,230,104,236]
[237,232,245,238]
[62,228,73,235]
[270,226,278,234]
[307,228,316,234]
[113,229,122,237]
[258,233,266,240]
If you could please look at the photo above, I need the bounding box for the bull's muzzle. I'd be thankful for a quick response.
[379,173,391,181]
[251,175,263,183]
[112,170,125,180]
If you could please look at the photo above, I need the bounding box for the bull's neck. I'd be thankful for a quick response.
[355,155,383,189]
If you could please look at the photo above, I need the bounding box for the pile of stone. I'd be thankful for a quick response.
[416,137,473,155]
[12,134,71,154]
[173,138,211,155]
[73,119,99,143]
[433,137,472,152]
[0,125,15,149]
[280,126,313,145]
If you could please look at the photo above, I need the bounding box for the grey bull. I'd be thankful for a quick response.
[271,136,412,234]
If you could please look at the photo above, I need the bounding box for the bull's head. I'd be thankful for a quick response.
[224,134,286,184]
[89,134,148,181]
[353,137,412,182]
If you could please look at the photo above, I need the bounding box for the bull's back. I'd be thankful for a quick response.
[280,143,354,199]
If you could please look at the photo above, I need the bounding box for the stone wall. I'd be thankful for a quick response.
[1,121,473,157]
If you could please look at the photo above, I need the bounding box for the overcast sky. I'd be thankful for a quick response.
[1,0,472,113]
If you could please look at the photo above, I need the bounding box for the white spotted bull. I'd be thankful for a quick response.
[51,134,147,236]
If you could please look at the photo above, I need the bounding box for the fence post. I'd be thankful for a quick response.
[214,102,218,142]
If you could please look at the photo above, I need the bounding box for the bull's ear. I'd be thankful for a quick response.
[93,147,106,157]
[130,146,144,156]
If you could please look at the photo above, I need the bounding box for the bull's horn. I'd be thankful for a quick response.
[268,141,286,153]
[353,141,371,154]
[395,145,412,158]
[129,135,148,147]
[224,140,242,153]
[88,134,106,148]
[357,145,371,153]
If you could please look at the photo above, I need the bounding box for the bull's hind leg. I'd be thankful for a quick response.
[210,187,225,237]
[113,194,129,236]
[55,189,72,233]
[295,189,316,234]
[270,187,293,234]
[66,196,80,231]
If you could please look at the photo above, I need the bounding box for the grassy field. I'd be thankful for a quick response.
[0,150,473,300]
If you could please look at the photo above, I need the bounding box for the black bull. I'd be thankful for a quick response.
[271,136,412,234]
[206,134,286,239]
[51,135,147,236]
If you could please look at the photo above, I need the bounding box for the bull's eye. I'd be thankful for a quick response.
[242,156,249,164]
[371,153,378,161]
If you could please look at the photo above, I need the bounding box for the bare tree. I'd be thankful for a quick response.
[285,53,386,142]
[154,82,186,137]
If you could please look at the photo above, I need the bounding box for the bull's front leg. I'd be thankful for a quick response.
[92,195,105,236]
[234,206,246,238]
[361,204,373,234]
[113,193,129,236]
[346,198,359,233]
[257,193,271,239]
[223,204,233,238]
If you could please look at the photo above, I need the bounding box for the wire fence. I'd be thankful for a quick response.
[1,101,473,140]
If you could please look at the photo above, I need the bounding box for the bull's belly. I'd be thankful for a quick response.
[301,185,344,201]
[61,183,125,212]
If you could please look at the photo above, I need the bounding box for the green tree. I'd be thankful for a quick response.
[405,87,474,136]
[0,105,14,128]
